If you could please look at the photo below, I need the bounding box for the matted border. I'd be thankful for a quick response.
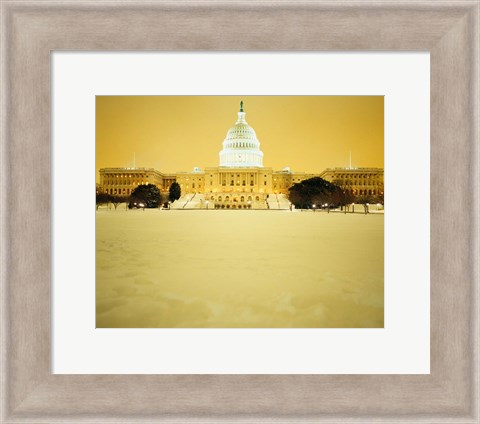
[0,1,478,422]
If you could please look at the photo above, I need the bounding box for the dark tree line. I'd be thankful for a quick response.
[288,177,355,210]
[96,192,128,210]
[96,182,182,210]
[288,177,385,213]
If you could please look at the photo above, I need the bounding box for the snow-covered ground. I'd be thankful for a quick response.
[96,209,384,328]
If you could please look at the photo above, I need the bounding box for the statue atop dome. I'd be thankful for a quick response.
[240,100,244,112]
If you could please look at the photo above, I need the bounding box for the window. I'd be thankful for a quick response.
[264,181,267,185]
[242,180,246,186]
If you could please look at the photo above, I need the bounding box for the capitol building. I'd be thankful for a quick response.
[99,102,383,209]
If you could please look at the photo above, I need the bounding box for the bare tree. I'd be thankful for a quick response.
[111,195,128,210]
[96,192,111,210]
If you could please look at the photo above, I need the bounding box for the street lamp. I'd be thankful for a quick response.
[312,204,316,212]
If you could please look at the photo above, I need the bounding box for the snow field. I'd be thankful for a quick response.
[96,209,384,328]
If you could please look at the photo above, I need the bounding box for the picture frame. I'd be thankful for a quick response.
[1,1,478,422]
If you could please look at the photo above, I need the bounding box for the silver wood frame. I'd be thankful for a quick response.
[1,1,479,422]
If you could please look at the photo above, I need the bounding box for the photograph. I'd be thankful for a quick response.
[96,95,384,328]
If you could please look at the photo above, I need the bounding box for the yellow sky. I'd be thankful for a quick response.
[96,96,383,180]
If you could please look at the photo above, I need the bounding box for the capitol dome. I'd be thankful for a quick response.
[219,101,264,167]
